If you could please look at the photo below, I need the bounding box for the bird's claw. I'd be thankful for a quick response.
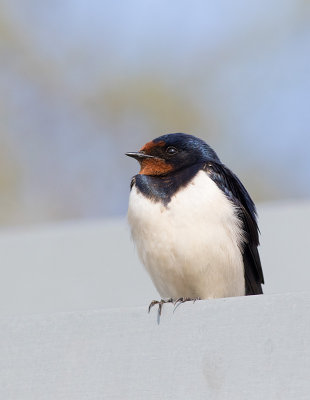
[148,298,173,315]
[148,297,201,315]
[173,297,201,310]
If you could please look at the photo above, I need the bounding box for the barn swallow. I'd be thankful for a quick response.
[126,133,264,314]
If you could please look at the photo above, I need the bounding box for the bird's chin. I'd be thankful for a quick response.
[139,158,173,176]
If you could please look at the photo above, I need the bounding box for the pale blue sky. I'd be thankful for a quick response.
[1,0,309,224]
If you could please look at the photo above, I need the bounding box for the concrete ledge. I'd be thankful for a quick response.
[1,292,309,399]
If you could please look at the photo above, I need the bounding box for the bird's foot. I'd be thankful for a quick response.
[174,297,201,309]
[148,298,174,315]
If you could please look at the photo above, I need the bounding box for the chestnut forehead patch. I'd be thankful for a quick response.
[140,140,165,153]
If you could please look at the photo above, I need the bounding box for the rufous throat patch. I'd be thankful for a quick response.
[139,158,173,175]
[138,140,171,175]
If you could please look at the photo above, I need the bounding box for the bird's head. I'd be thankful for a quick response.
[126,133,220,176]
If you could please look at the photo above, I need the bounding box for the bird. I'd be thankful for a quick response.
[126,133,264,314]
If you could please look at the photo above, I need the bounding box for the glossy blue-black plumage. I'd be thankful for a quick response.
[129,133,264,295]
[154,133,220,165]
[132,133,220,204]
[204,162,264,294]
[132,163,203,205]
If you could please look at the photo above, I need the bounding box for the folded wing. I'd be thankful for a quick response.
[204,163,264,295]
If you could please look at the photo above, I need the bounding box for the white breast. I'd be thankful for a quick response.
[127,170,245,300]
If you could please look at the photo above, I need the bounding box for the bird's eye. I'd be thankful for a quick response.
[166,146,178,155]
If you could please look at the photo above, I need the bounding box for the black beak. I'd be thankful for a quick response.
[125,152,155,161]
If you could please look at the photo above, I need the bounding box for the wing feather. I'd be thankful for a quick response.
[204,163,264,295]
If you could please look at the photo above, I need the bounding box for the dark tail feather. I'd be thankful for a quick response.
[243,247,264,295]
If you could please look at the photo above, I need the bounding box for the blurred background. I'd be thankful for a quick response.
[1,0,310,227]
[0,0,310,316]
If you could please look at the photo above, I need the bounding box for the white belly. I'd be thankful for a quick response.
[127,170,245,299]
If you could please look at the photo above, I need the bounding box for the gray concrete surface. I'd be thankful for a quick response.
[1,292,309,400]
[0,200,309,316]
